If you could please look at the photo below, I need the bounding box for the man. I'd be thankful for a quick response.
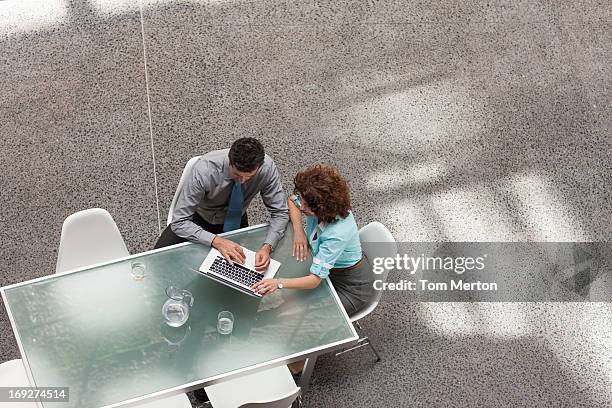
[155,137,289,271]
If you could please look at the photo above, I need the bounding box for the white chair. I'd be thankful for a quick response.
[205,365,301,408]
[0,359,38,407]
[336,221,397,361]
[56,208,130,273]
[167,156,201,226]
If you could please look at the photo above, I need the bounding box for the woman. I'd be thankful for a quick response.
[251,164,374,317]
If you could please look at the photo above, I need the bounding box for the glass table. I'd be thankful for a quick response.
[1,225,357,408]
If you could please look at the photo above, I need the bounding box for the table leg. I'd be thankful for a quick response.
[298,355,318,395]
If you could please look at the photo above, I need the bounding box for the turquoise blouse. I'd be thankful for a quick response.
[292,195,362,279]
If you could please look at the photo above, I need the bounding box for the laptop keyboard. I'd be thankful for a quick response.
[210,256,264,288]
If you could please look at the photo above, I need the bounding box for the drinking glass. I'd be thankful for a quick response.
[131,262,146,280]
[217,311,234,335]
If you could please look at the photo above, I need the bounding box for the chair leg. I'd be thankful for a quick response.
[335,336,381,361]
[367,337,382,362]
[335,321,382,362]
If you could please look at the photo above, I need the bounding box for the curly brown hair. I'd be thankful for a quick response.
[293,165,352,223]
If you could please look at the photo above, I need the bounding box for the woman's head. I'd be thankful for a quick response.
[293,165,351,223]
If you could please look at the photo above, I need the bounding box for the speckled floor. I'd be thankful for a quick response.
[0,0,610,407]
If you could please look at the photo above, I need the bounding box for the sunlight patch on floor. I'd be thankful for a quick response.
[417,302,530,338]
[0,0,66,36]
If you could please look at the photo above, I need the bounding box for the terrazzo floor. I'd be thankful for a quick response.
[0,0,610,407]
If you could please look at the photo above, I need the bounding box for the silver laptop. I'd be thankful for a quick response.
[199,247,281,297]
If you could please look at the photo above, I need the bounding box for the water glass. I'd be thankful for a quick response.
[217,311,234,335]
[131,262,146,280]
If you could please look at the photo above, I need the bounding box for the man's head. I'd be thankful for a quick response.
[228,137,265,184]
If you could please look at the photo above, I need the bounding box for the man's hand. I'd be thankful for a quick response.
[293,229,308,262]
[255,244,272,272]
[212,236,246,265]
[252,278,278,295]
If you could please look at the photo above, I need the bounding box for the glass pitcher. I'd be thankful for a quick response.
[162,286,194,327]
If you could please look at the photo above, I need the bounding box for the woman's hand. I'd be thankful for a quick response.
[293,230,308,262]
[288,196,308,262]
[252,279,278,296]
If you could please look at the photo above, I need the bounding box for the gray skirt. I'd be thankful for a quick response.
[329,256,375,317]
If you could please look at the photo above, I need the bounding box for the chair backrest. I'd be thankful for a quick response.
[0,359,30,386]
[238,387,301,408]
[56,208,129,273]
[351,221,397,322]
[167,156,201,226]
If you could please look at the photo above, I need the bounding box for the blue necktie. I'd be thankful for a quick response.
[223,181,244,232]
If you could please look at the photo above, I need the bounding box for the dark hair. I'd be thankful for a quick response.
[229,138,265,172]
[293,165,351,223]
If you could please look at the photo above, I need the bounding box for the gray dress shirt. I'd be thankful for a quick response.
[170,149,289,248]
